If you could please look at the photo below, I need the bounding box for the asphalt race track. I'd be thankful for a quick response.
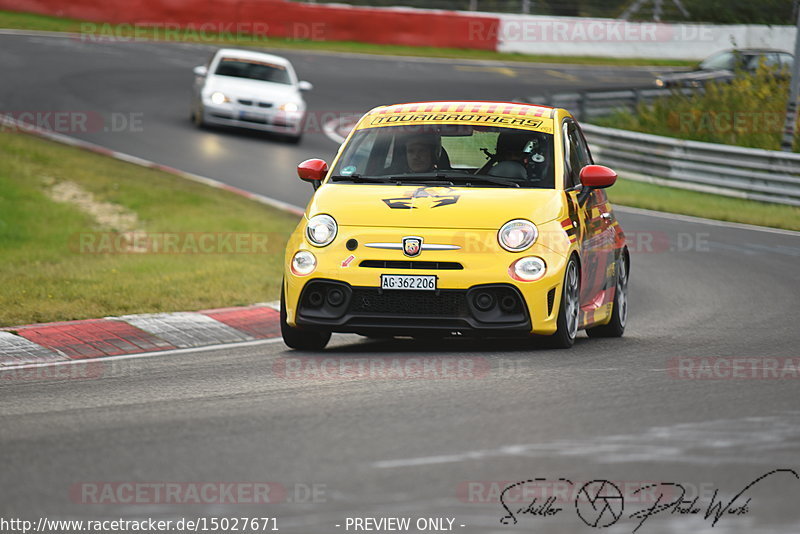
[1,32,800,534]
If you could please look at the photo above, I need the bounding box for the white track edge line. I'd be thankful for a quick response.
[615,205,800,237]
[0,337,285,372]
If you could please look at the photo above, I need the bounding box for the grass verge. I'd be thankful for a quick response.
[0,10,696,67]
[0,131,300,327]
[607,177,800,231]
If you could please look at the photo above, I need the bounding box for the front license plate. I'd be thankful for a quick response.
[239,111,267,123]
[380,274,437,291]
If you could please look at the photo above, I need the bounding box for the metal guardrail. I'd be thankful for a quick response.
[526,88,697,122]
[581,124,800,207]
[522,90,800,207]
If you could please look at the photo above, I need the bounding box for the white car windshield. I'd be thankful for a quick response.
[215,58,292,85]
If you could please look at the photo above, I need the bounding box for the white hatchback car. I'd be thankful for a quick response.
[191,48,312,143]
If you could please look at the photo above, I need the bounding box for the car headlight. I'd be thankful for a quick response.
[509,256,546,282]
[291,250,317,276]
[210,91,228,105]
[306,214,337,247]
[498,219,537,252]
[280,102,300,112]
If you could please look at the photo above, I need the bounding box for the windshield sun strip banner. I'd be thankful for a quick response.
[357,112,554,134]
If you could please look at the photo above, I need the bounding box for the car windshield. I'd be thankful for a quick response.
[700,51,762,71]
[330,124,555,189]
[215,58,292,85]
[700,51,738,70]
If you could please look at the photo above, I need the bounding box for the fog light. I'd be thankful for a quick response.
[500,295,518,312]
[291,250,316,276]
[509,256,546,282]
[474,292,495,311]
[327,288,345,307]
[307,290,324,307]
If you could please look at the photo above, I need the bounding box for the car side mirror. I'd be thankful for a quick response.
[298,159,328,190]
[298,80,313,91]
[579,165,617,189]
[577,165,617,205]
[193,65,208,77]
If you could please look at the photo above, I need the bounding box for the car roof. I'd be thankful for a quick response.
[366,101,556,119]
[214,48,292,66]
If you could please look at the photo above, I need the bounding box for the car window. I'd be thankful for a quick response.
[330,124,555,189]
[759,53,781,69]
[563,121,591,188]
[215,58,292,85]
[780,53,794,69]
[700,51,735,71]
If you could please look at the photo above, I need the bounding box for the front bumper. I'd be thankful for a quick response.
[284,224,574,336]
[202,102,303,135]
[295,279,532,336]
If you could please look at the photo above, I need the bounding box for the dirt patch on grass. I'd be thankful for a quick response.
[44,178,148,251]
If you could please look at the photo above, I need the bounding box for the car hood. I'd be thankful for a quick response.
[306,184,565,229]
[205,76,301,100]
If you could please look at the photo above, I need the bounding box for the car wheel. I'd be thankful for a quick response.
[280,285,330,350]
[192,104,205,128]
[546,257,580,349]
[587,252,629,338]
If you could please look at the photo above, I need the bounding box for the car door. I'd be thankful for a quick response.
[562,119,614,310]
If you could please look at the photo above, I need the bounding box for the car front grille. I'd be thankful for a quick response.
[349,288,469,317]
[359,260,463,270]
[236,100,273,108]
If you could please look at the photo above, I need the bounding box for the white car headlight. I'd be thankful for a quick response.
[280,102,300,112]
[291,250,317,276]
[509,256,546,282]
[306,214,337,247]
[498,219,537,252]
[210,92,228,105]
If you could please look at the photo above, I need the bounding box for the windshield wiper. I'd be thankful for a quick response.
[449,174,520,188]
[330,174,398,183]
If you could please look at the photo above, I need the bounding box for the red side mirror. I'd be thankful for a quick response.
[579,165,617,189]
[297,159,328,183]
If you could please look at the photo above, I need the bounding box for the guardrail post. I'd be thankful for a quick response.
[633,89,642,112]
[578,92,587,122]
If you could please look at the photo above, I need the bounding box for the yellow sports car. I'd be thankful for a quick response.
[281,101,629,349]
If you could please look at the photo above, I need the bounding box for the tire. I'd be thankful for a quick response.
[192,104,205,128]
[280,286,330,350]
[587,252,629,338]
[546,257,581,349]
